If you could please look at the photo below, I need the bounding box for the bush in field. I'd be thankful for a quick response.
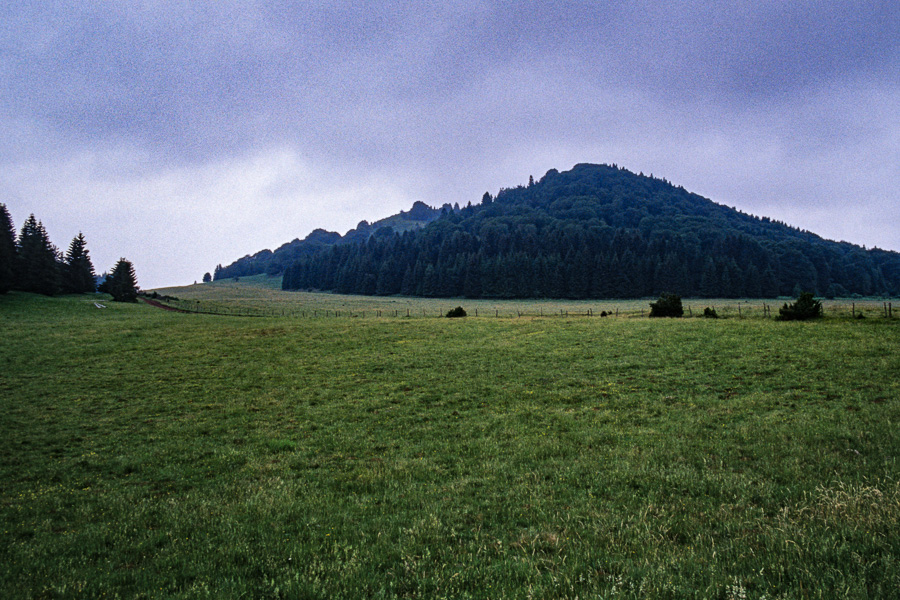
[649,293,683,318]
[778,292,823,321]
[703,307,719,319]
[446,306,467,318]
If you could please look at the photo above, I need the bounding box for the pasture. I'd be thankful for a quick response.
[1,287,898,598]
[156,275,892,320]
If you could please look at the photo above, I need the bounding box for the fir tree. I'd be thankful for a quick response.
[63,233,96,293]
[0,204,16,293]
[107,258,139,302]
[422,264,437,297]
[17,214,60,295]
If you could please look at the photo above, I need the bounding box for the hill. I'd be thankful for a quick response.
[232,164,900,298]
[213,201,445,280]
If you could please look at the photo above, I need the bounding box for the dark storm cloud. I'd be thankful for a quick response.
[5,2,898,156]
[2,1,898,287]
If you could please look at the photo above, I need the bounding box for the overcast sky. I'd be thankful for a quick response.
[2,1,899,289]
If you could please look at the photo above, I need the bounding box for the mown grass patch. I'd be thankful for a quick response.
[1,291,898,598]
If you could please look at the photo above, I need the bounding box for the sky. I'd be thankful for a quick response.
[2,1,899,289]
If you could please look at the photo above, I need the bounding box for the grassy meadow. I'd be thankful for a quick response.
[156,275,892,320]
[1,286,898,598]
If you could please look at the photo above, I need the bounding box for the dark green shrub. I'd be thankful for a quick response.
[446,306,467,318]
[703,307,718,319]
[649,293,683,318]
[778,292,823,321]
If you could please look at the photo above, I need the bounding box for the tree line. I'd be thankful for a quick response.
[0,204,138,302]
[279,165,900,299]
[213,202,446,282]
[282,226,892,299]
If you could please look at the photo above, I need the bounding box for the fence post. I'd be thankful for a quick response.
[852,302,855,318]
[738,305,741,317]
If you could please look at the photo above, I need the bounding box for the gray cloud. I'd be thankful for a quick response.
[2,1,898,287]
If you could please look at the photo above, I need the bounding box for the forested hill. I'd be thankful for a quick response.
[277,164,896,298]
[212,200,445,280]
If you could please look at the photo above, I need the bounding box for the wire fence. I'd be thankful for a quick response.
[141,295,895,321]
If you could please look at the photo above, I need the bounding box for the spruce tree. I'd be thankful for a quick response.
[0,204,16,293]
[107,258,139,302]
[63,233,96,293]
[17,214,60,295]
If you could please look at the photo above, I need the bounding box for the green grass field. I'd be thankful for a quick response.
[155,275,892,320]
[1,288,898,599]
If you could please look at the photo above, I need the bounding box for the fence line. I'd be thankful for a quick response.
[140,296,898,321]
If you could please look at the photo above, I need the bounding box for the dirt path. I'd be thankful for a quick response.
[139,297,193,313]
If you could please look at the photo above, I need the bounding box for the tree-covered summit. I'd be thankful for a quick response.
[268,164,895,299]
